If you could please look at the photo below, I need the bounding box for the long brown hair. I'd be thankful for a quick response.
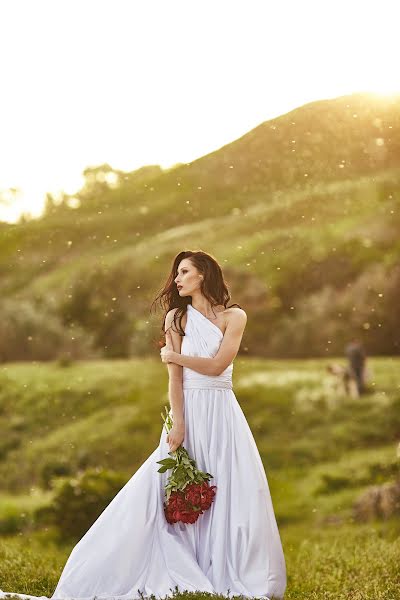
[150,250,241,345]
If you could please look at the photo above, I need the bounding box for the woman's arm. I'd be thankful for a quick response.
[163,309,185,452]
[162,308,247,376]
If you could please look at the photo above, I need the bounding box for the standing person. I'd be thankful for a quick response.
[345,338,367,396]
[0,250,286,600]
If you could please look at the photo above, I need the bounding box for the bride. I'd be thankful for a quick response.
[0,250,286,600]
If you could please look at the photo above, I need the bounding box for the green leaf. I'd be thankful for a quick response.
[156,458,176,467]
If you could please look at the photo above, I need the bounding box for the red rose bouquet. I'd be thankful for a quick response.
[157,405,217,524]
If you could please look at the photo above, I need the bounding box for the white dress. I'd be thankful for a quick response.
[0,303,286,600]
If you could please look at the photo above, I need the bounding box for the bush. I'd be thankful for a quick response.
[316,473,352,494]
[0,298,96,362]
[0,507,32,535]
[58,265,136,358]
[268,262,400,357]
[40,461,73,490]
[41,467,129,540]
[353,479,400,521]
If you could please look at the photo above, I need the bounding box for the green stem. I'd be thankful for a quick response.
[162,405,179,460]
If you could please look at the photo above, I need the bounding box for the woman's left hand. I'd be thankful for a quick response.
[160,329,176,363]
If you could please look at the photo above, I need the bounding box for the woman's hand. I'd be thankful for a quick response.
[160,329,177,363]
[166,422,185,452]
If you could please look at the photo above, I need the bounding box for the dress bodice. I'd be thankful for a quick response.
[181,304,233,390]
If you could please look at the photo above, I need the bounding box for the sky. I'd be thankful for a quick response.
[0,0,399,223]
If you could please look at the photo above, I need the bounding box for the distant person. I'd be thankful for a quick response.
[345,338,367,395]
[326,363,358,397]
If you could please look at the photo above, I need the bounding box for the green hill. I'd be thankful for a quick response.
[0,92,399,360]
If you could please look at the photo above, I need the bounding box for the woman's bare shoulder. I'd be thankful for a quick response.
[224,306,247,327]
[225,306,247,317]
[165,307,179,320]
[165,307,186,334]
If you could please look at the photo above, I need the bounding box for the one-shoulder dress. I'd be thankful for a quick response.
[0,303,286,600]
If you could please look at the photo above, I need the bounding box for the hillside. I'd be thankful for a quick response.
[0,92,399,360]
[0,357,399,502]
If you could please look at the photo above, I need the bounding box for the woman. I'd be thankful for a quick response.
[0,250,286,600]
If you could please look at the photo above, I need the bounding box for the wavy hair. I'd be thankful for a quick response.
[150,250,241,346]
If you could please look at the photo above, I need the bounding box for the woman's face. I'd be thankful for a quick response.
[174,259,202,297]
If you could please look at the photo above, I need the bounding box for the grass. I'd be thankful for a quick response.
[282,520,400,600]
[0,521,399,600]
[0,356,399,598]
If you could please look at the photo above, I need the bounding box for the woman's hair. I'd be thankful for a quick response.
[150,250,241,345]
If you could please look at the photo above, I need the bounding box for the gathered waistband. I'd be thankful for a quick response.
[183,375,233,390]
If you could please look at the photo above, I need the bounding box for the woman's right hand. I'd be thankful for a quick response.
[166,422,185,452]
[160,329,175,363]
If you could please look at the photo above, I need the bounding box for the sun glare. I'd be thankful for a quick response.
[0,0,399,223]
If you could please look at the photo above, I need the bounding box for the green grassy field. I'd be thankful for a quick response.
[1,520,399,600]
[0,356,399,599]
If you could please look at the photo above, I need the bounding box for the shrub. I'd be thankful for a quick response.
[0,298,96,362]
[353,479,400,521]
[41,467,129,540]
[40,461,73,490]
[0,507,32,535]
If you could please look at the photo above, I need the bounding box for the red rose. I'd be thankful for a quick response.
[180,509,201,524]
[172,509,185,521]
[199,483,217,510]
[169,491,186,510]
[184,483,202,505]
[164,505,178,524]
[163,482,216,525]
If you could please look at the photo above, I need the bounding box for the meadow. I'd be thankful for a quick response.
[0,356,399,599]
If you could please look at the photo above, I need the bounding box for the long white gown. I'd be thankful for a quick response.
[0,303,286,600]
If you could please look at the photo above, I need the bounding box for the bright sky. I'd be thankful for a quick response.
[0,0,399,223]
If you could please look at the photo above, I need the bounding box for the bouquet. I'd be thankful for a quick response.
[157,405,217,524]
